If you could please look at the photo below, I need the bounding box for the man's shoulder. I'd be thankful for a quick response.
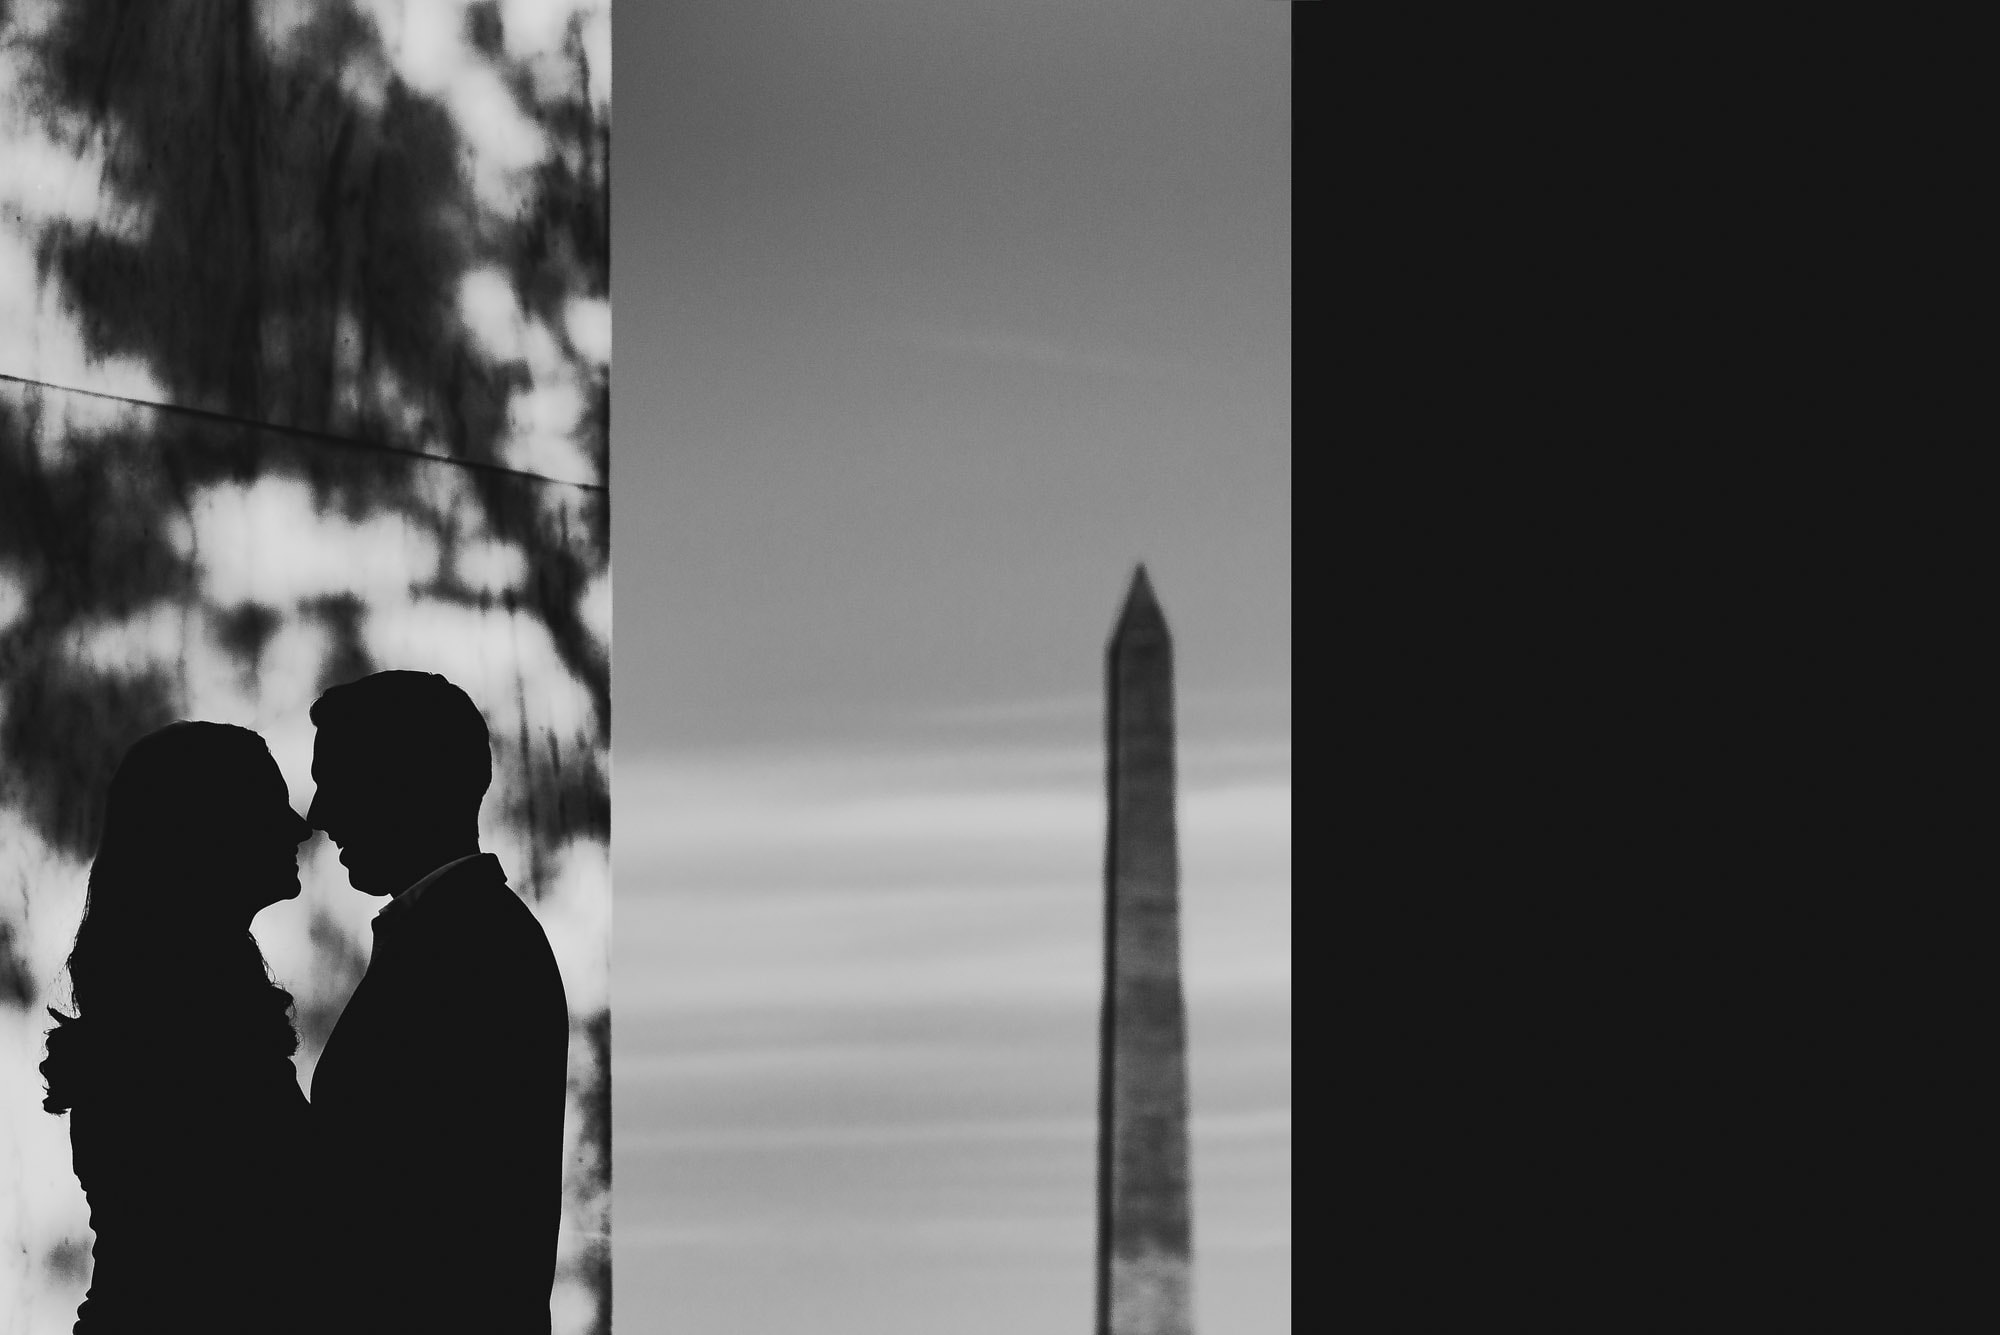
[418,859,564,981]
[422,855,523,923]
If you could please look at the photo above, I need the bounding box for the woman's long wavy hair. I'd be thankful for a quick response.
[44,722,300,1112]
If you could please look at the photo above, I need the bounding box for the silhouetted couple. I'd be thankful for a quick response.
[39,672,570,1335]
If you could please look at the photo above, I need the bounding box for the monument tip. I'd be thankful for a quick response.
[1113,563,1168,640]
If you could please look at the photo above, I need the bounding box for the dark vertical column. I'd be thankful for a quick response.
[1098,566,1195,1335]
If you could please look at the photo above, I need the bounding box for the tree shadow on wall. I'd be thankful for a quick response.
[17,0,608,729]
[4,5,612,1328]
[3,0,610,901]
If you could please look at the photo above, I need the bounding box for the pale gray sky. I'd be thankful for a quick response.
[613,0,1289,751]
[611,4,1289,1332]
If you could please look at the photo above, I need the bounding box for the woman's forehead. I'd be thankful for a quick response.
[216,754,290,794]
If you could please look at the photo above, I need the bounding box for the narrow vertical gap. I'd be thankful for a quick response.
[1097,631,1122,1335]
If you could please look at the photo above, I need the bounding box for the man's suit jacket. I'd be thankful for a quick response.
[312,854,570,1335]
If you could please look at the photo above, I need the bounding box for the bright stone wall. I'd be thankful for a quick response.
[0,3,612,1330]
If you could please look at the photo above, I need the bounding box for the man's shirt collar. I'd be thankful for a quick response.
[373,853,484,928]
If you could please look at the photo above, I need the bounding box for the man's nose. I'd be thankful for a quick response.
[307,792,328,832]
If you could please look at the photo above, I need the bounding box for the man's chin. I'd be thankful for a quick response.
[337,851,388,896]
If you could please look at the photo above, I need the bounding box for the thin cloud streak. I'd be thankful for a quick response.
[618,1107,1290,1153]
[893,683,1289,730]
[877,320,1196,381]
[618,1219,1290,1257]
[616,740,1290,869]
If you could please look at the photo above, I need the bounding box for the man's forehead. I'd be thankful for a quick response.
[311,726,369,766]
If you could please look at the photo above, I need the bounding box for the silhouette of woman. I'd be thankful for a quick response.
[40,722,316,1335]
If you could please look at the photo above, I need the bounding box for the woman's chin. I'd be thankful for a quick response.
[254,878,302,913]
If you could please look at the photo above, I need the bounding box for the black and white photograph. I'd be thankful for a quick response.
[0,3,1287,1332]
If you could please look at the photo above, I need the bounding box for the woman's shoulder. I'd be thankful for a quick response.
[45,1002,305,1115]
[41,1010,138,1114]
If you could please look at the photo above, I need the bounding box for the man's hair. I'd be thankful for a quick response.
[309,671,492,812]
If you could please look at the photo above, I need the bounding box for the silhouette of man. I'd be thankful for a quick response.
[307,671,569,1335]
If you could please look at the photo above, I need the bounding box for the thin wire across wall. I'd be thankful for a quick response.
[0,370,608,494]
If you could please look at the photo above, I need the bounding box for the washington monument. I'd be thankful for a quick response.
[1097,566,1195,1335]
